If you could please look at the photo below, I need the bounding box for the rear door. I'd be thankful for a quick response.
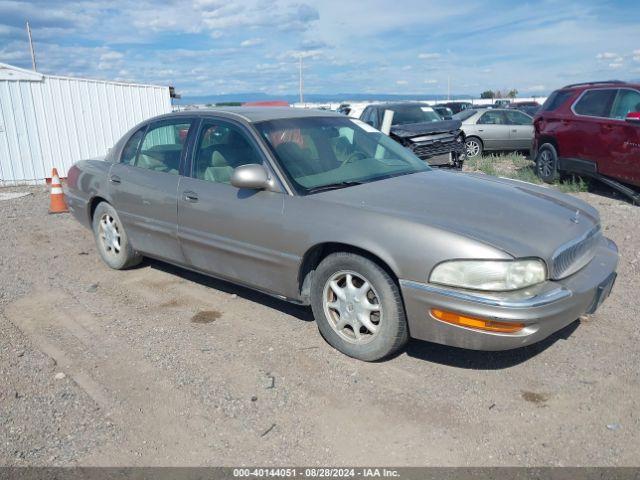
[602,88,640,185]
[177,117,294,295]
[504,110,534,150]
[108,118,195,263]
[475,110,510,149]
[570,88,617,170]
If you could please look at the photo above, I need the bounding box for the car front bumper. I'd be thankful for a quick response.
[399,237,618,351]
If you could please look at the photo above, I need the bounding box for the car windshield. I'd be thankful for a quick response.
[453,109,477,121]
[386,105,443,125]
[255,116,430,195]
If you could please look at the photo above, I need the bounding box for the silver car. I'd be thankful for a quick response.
[65,108,618,361]
[458,108,534,158]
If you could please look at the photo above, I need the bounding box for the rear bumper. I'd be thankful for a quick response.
[63,187,92,228]
[400,237,618,351]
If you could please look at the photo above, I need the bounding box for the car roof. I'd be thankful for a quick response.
[166,107,340,123]
[559,80,640,91]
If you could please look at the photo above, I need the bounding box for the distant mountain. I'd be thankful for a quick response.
[176,92,479,105]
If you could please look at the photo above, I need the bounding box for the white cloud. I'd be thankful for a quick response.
[396,80,408,85]
[527,84,546,92]
[418,53,441,60]
[100,51,124,62]
[596,52,619,60]
[240,38,263,47]
[424,79,437,84]
[609,62,623,69]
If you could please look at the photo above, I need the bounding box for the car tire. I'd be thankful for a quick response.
[465,136,483,158]
[92,202,142,270]
[310,252,409,361]
[535,143,559,183]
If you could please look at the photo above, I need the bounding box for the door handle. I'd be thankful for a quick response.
[511,129,518,132]
[477,129,484,132]
[109,175,121,184]
[183,191,199,202]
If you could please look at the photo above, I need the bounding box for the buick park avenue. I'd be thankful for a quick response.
[65,108,618,361]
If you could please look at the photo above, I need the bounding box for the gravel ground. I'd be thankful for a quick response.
[0,184,639,466]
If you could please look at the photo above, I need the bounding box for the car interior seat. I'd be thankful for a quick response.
[203,151,234,184]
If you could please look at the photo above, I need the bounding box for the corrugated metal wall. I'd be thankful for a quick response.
[0,69,171,185]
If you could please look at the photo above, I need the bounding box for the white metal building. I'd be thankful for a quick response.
[0,63,172,185]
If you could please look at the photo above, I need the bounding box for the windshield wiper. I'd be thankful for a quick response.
[306,180,365,194]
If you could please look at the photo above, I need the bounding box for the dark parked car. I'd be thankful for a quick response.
[360,103,465,168]
[533,81,640,202]
[508,101,541,117]
[436,101,473,114]
[64,108,618,361]
[432,105,454,119]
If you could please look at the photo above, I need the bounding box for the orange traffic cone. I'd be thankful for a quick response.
[49,168,68,214]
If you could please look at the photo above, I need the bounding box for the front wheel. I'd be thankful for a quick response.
[465,137,483,158]
[92,202,142,270]
[310,252,409,361]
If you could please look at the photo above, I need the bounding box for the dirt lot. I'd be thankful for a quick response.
[1,185,639,467]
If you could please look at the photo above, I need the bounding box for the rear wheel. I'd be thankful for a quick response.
[465,137,483,158]
[92,202,142,270]
[535,143,559,183]
[310,252,408,361]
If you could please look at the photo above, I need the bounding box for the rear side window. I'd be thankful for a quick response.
[504,110,532,125]
[541,90,573,112]
[478,111,506,125]
[120,127,145,165]
[573,89,617,117]
[135,121,193,174]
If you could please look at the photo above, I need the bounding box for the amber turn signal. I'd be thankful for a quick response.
[430,308,525,333]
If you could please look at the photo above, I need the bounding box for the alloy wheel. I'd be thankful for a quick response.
[466,140,481,157]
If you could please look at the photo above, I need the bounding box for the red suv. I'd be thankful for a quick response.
[533,81,640,199]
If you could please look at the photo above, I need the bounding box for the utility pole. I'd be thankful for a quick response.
[298,54,304,104]
[447,75,450,101]
[26,21,37,71]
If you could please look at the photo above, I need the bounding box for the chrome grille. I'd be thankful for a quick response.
[551,226,601,279]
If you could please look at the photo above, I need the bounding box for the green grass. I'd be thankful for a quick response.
[464,152,589,193]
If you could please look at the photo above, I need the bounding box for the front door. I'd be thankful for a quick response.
[475,110,510,150]
[109,118,195,263]
[177,118,296,296]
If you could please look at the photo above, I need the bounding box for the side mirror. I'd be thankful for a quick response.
[230,164,271,190]
[625,112,640,124]
[444,115,453,120]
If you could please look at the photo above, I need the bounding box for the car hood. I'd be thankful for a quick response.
[313,170,600,261]
[390,119,462,139]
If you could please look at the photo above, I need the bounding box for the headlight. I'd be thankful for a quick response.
[429,259,546,291]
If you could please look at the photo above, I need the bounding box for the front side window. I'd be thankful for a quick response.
[573,89,617,117]
[255,116,430,194]
[478,111,506,125]
[193,121,263,184]
[120,127,145,165]
[504,110,532,125]
[610,89,640,120]
[135,120,193,174]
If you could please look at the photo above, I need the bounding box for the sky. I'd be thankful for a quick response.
[0,0,639,98]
